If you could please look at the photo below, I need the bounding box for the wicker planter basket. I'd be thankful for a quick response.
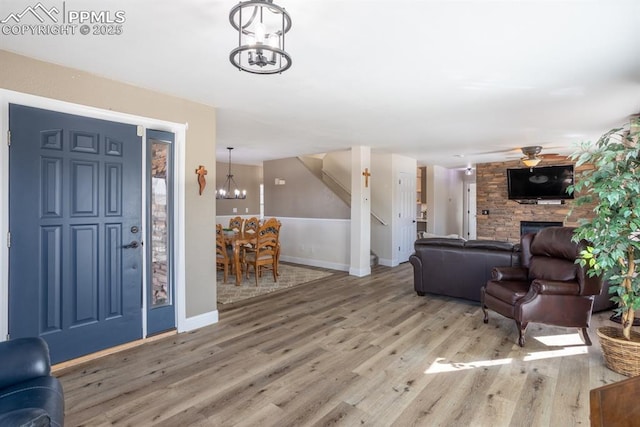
[597,326,640,377]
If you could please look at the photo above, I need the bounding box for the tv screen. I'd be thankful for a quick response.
[507,165,574,200]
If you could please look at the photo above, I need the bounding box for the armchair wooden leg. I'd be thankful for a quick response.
[516,321,528,347]
[581,327,592,346]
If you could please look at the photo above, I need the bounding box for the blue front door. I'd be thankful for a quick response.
[8,104,143,363]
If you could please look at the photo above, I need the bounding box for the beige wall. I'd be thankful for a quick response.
[215,162,262,216]
[264,157,350,219]
[0,50,217,318]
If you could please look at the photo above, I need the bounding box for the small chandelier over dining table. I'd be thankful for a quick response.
[217,147,247,199]
[229,0,292,74]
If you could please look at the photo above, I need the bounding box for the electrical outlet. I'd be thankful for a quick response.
[232,207,237,213]
[481,210,489,215]
[245,208,249,213]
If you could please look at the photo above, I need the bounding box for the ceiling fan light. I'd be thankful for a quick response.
[521,157,542,167]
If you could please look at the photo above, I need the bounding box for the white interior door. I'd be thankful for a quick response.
[397,171,415,263]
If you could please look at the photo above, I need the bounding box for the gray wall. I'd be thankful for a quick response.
[264,157,349,218]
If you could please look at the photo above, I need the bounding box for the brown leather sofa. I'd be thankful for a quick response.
[409,236,613,312]
[409,238,520,302]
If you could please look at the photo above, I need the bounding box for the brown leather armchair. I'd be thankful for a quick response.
[480,226,603,347]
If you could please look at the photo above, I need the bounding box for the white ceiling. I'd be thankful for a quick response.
[2,0,640,168]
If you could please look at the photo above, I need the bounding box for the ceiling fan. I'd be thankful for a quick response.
[517,145,566,167]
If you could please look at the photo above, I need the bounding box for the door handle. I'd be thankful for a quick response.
[123,241,139,249]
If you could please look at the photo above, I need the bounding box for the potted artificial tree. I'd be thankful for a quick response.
[569,117,640,376]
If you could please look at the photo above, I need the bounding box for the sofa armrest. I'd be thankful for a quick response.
[409,254,424,295]
[531,279,580,296]
[0,408,50,427]
[0,337,51,390]
[492,266,528,281]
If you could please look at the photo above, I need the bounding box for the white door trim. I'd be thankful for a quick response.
[0,89,187,341]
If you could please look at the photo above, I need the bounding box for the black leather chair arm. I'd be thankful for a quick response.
[0,338,51,390]
[531,279,580,296]
[492,266,528,281]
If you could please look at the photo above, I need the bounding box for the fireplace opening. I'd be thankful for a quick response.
[520,221,563,236]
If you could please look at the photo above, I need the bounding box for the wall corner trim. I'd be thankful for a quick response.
[349,266,371,277]
[178,310,219,333]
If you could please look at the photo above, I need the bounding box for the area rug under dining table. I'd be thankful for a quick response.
[216,263,335,305]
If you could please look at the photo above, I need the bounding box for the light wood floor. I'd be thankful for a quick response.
[56,263,626,426]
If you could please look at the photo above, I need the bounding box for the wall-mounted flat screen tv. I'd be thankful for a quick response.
[507,165,574,200]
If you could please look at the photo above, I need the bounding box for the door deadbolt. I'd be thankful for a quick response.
[130,226,139,233]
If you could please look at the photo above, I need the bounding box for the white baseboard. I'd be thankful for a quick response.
[378,257,399,267]
[280,255,349,271]
[178,310,218,333]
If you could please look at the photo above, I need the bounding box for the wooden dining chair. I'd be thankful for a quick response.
[243,217,260,234]
[244,218,280,286]
[228,216,243,232]
[215,224,233,283]
[273,219,282,276]
[240,216,260,262]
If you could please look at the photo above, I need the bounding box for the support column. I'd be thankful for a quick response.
[349,146,371,277]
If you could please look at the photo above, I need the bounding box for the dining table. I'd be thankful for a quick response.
[224,229,257,285]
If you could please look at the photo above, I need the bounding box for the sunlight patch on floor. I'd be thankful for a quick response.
[424,357,513,374]
[424,333,588,374]
[523,345,588,361]
[533,332,585,347]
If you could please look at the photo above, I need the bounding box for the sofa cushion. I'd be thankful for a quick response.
[529,257,577,281]
[485,280,530,305]
[530,226,579,260]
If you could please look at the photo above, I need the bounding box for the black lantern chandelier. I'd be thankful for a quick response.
[217,147,246,199]
[229,0,292,74]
